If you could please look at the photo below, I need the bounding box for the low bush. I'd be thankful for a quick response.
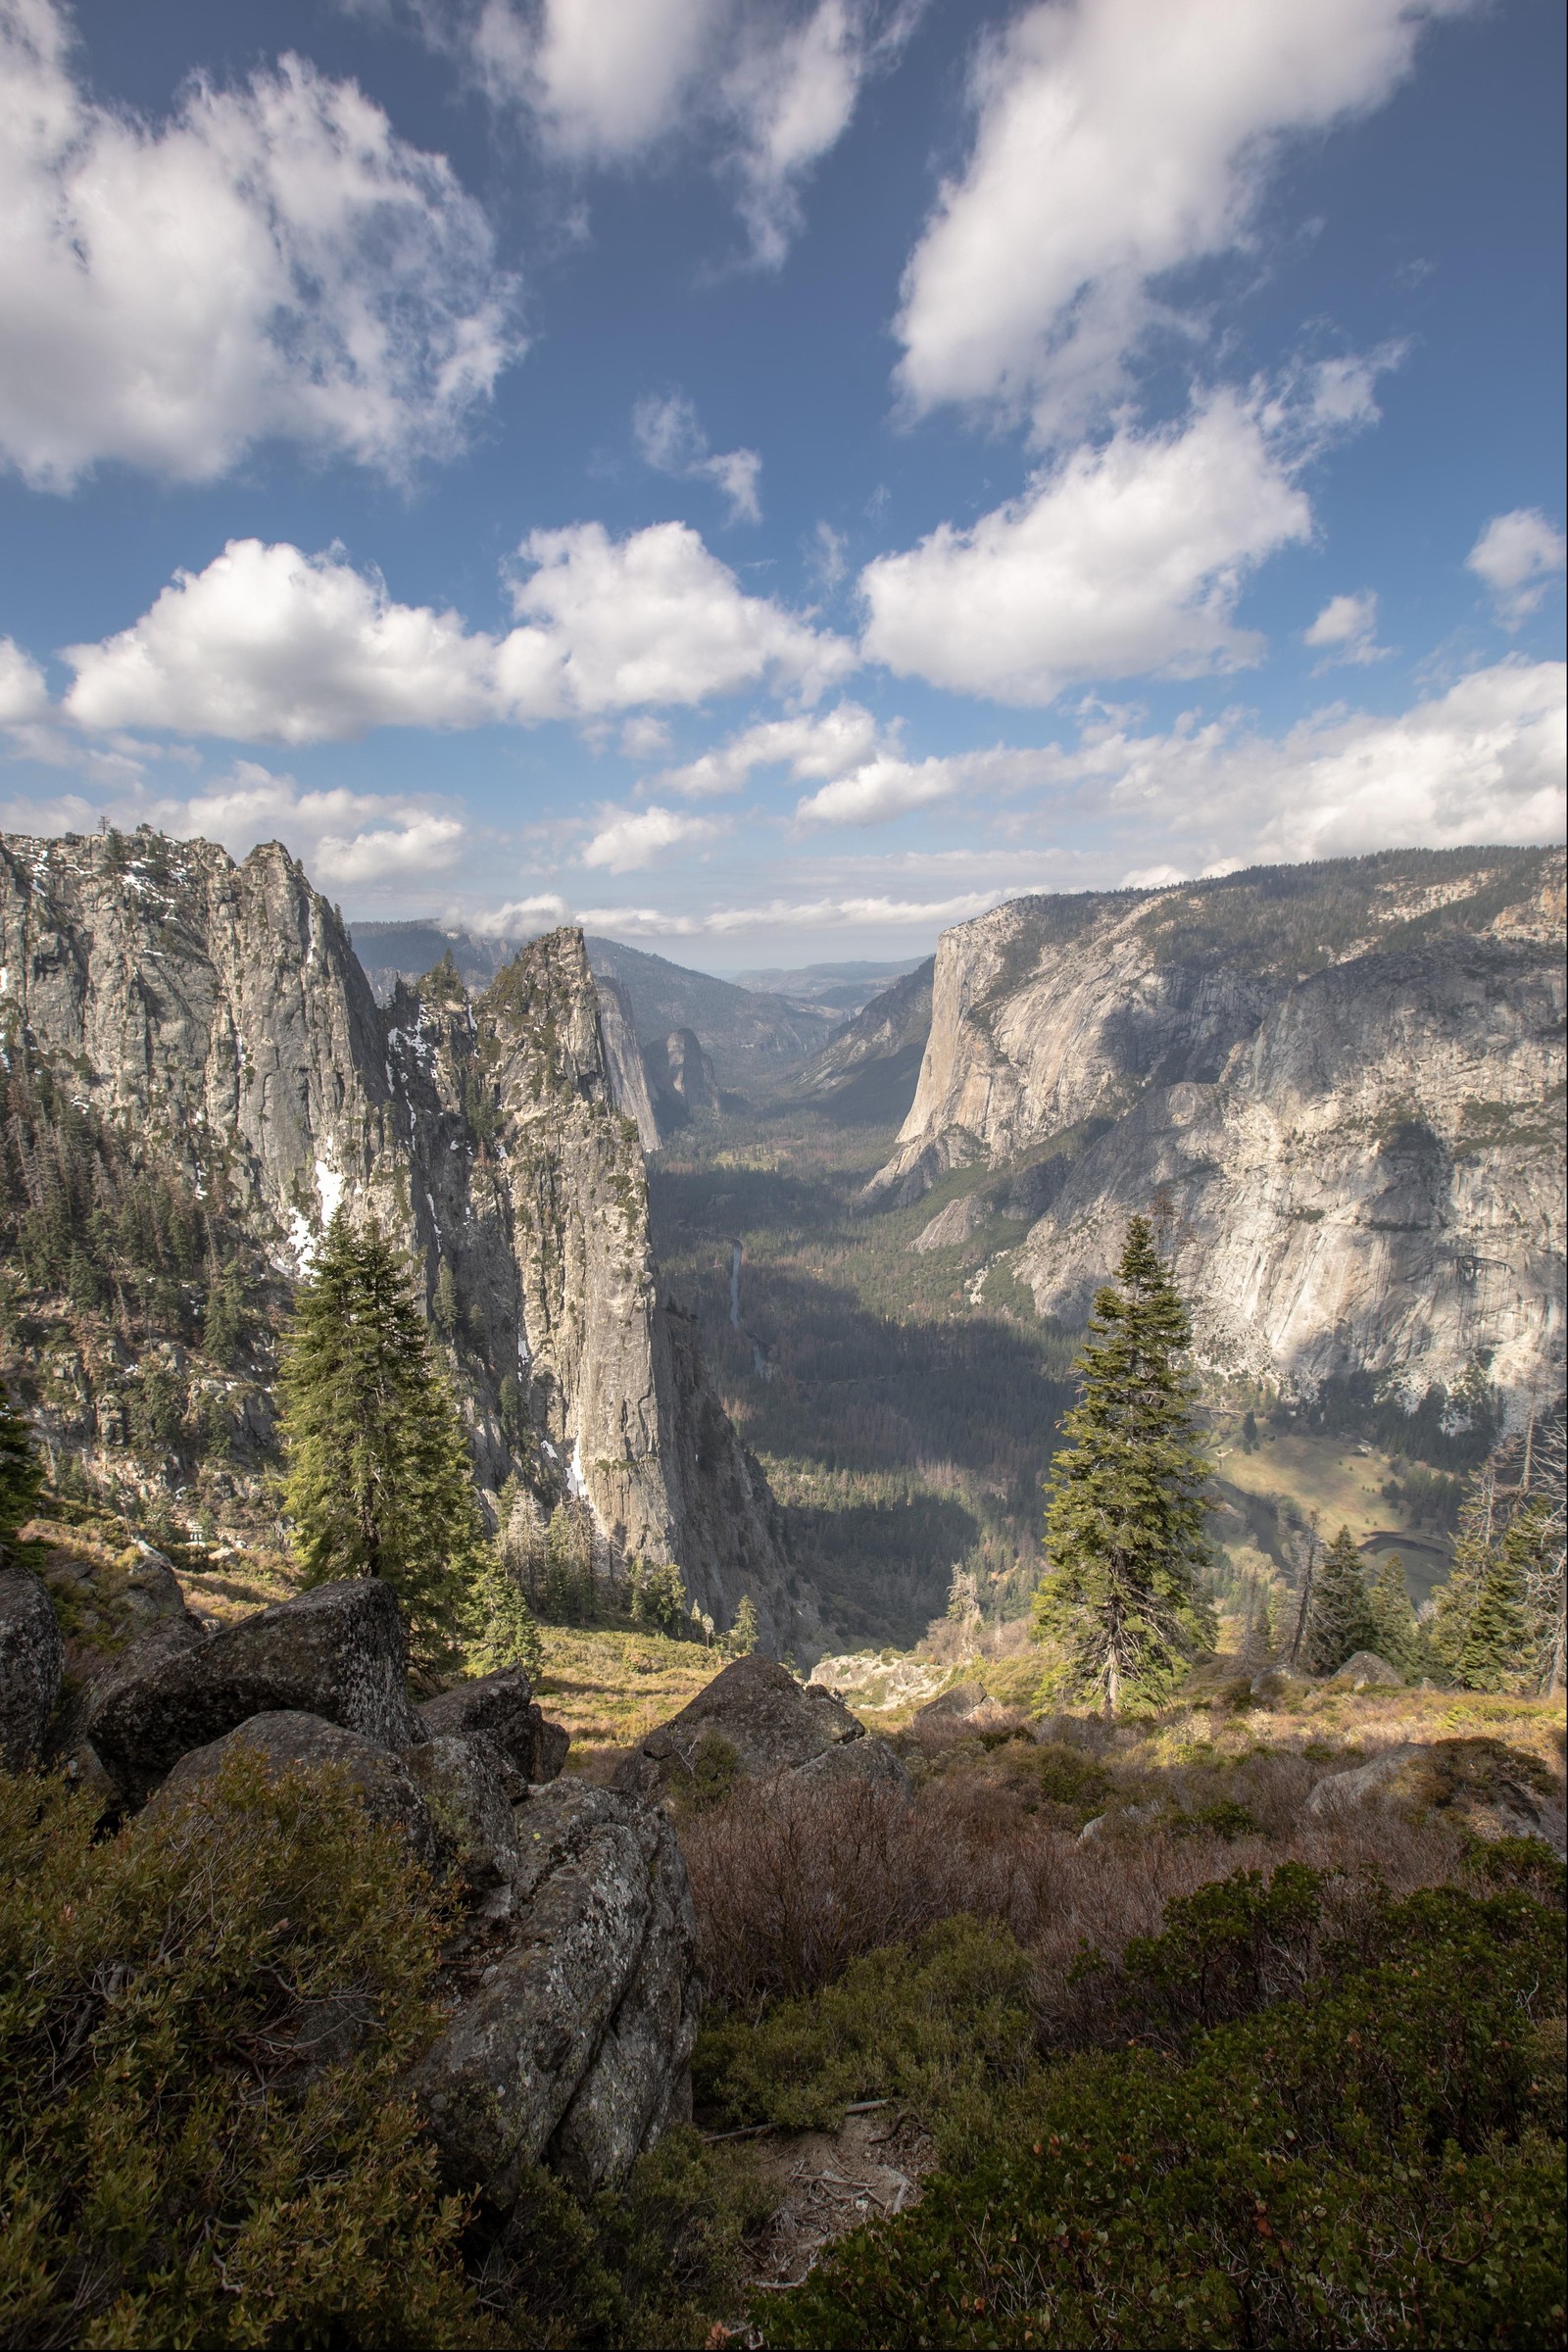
[0,1759,485,2349]
[679,1760,1466,2014]
[695,1915,1037,2154]
[766,1875,1567,2350]
[474,2127,772,2350]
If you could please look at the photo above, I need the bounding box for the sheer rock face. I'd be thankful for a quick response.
[0,1562,64,1768]
[0,830,806,1650]
[645,1027,719,1123]
[870,850,1565,1410]
[594,971,662,1152]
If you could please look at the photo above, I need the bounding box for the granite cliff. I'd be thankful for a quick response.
[0,828,805,1649]
[868,848,1565,1414]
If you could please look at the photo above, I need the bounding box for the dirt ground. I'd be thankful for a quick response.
[720,2103,936,2315]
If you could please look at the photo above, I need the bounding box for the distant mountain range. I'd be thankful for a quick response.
[350,921,849,1091]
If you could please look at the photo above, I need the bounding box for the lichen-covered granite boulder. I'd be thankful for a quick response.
[87,1579,422,1803]
[0,1561,64,1768]
[612,1651,863,1800]
[142,1709,439,1867]
[411,1779,699,2198]
[418,1664,569,1785]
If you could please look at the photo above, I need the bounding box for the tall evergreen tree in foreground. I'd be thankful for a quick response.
[1033,1216,1215,1713]
[1302,1528,1380,1675]
[278,1211,487,1671]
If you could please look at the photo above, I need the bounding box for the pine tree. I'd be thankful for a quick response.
[277,1210,486,1672]
[725,1593,760,1656]
[1456,1503,1538,1690]
[0,1380,42,1538]
[467,1546,544,1681]
[1032,1216,1216,1713]
[1366,1550,1420,1676]
[629,1558,688,1637]
[1302,1528,1379,1675]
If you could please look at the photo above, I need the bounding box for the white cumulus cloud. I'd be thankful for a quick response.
[858,391,1312,705]
[1055,660,1565,866]
[795,753,961,825]
[504,521,851,713]
[580,802,721,872]
[0,636,50,724]
[633,391,761,524]
[657,701,884,796]
[1303,590,1386,667]
[63,541,499,744]
[158,763,468,884]
[0,0,519,488]
[895,0,1470,438]
[1467,509,1568,624]
[58,526,851,743]
[416,0,915,265]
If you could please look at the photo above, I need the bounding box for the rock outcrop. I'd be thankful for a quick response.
[417,1663,570,1786]
[0,828,810,1652]
[867,848,1565,1411]
[614,1652,867,1800]
[0,1560,64,1767]
[1305,1735,1564,1853]
[1327,1650,1403,1690]
[87,1578,422,1803]
[412,1779,700,2196]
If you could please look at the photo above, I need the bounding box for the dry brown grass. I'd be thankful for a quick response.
[534,1625,725,1773]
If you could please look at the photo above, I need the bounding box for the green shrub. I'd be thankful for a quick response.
[1172,1796,1261,1839]
[486,2127,772,2349]
[1014,1739,1111,1812]
[765,1877,1567,2349]
[0,1758,486,2349]
[695,1914,1037,2155]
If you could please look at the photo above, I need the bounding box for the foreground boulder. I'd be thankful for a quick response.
[792,1733,911,1796]
[1327,1650,1403,1690]
[1306,1736,1564,1853]
[406,1732,520,1890]
[418,1664,569,1785]
[0,1562,64,1769]
[88,1579,422,1804]
[613,1652,863,1800]
[412,1780,700,2197]
[143,1710,439,1866]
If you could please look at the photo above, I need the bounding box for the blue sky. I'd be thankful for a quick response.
[0,0,1562,969]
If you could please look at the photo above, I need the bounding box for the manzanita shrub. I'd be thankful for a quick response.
[0,1757,489,2350]
[764,1855,1567,2351]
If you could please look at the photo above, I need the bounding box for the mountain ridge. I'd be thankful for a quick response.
[860,845,1564,1415]
[0,828,812,1652]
